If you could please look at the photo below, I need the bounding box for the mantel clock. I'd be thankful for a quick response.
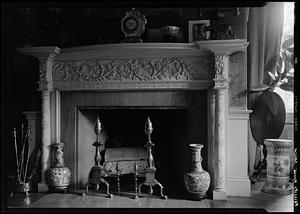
[121,8,147,43]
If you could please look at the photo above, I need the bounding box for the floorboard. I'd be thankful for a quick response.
[6,181,294,212]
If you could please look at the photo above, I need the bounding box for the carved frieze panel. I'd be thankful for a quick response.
[52,57,214,83]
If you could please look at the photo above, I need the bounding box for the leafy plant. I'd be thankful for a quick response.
[268,35,294,92]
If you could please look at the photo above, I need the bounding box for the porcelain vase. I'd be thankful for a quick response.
[45,143,71,193]
[184,144,210,200]
[262,139,293,195]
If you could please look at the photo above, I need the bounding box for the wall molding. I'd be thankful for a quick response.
[227,176,251,197]
[286,112,294,124]
[229,109,252,120]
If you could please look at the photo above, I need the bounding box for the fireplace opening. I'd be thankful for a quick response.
[77,107,192,198]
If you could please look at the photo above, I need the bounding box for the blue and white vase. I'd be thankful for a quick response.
[184,144,210,200]
[45,143,71,192]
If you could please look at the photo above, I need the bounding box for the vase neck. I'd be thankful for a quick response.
[191,160,203,172]
[190,147,203,172]
[54,144,65,167]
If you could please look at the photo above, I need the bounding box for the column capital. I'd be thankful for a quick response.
[213,54,229,89]
[214,79,229,89]
[38,80,53,91]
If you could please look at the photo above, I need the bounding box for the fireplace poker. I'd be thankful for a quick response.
[19,127,29,181]
[13,128,21,183]
[23,127,31,183]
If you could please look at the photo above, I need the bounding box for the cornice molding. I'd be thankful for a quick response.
[17,46,61,60]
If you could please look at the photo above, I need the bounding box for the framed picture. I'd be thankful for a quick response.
[188,20,210,43]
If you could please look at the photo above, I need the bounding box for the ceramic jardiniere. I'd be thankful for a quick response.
[262,139,293,195]
[184,144,210,200]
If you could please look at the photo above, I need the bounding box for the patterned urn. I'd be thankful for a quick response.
[262,139,293,195]
[184,144,210,200]
[45,143,71,192]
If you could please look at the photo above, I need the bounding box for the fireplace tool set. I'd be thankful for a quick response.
[82,117,167,199]
[10,124,33,197]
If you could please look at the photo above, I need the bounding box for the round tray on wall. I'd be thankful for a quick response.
[250,90,286,145]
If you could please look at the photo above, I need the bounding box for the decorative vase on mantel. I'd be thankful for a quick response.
[184,144,210,200]
[45,142,71,193]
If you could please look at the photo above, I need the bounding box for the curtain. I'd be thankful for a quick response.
[247,2,284,176]
[247,2,284,109]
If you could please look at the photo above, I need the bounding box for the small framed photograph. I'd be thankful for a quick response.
[188,20,210,42]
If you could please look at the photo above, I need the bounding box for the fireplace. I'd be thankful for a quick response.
[18,41,251,199]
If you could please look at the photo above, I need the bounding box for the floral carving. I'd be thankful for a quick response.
[214,55,224,80]
[52,57,212,82]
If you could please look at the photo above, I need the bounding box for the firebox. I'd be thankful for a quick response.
[77,107,190,197]
[61,90,207,197]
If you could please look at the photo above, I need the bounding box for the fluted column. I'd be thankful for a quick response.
[38,91,51,191]
[213,88,226,195]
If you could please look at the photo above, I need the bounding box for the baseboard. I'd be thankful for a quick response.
[227,176,251,197]
[213,189,227,200]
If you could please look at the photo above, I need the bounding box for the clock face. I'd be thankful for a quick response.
[125,18,138,31]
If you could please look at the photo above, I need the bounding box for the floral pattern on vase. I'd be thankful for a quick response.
[45,143,71,192]
[184,144,210,200]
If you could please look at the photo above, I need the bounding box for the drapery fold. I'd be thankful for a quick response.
[247,2,284,109]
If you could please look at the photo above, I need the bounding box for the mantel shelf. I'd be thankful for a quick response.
[17,40,248,60]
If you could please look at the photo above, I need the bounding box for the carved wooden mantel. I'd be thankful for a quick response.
[18,40,249,199]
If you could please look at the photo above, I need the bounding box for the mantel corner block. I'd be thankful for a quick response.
[196,39,249,56]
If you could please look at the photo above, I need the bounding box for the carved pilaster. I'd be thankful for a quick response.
[39,90,51,192]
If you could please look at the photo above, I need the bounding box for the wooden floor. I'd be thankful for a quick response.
[5,181,294,212]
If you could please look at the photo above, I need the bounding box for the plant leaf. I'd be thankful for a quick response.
[282,36,294,50]
[287,68,294,77]
[280,82,294,92]
[280,57,285,74]
[268,71,276,80]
